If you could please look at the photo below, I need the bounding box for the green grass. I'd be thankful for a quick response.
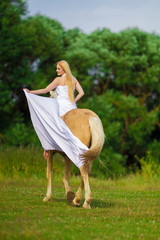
[0,176,160,240]
[0,146,160,239]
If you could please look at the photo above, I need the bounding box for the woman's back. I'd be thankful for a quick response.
[56,85,70,100]
[56,84,77,117]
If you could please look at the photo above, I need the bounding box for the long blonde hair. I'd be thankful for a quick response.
[57,60,75,102]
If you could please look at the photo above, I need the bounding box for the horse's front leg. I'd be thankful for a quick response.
[63,156,75,202]
[79,165,92,209]
[43,150,53,202]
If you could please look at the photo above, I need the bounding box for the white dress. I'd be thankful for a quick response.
[56,85,77,116]
[23,86,88,168]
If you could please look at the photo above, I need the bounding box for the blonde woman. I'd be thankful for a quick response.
[23,60,88,168]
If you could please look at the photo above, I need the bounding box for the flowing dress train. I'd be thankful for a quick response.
[23,86,88,168]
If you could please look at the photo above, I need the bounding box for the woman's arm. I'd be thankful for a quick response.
[23,78,59,94]
[74,79,84,103]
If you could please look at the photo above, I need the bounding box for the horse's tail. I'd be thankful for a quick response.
[81,116,105,167]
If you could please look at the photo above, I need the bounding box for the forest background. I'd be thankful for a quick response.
[0,0,160,178]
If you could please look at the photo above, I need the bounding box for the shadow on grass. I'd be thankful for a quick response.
[35,193,115,209]
[91,199,115,209]
[41,197,115,209]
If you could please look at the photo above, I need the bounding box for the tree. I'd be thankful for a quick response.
[0,0,31,129]
[79,90,159,175]
[0,1,66,131]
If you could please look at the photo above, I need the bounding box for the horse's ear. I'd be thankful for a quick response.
[50,90,57,98]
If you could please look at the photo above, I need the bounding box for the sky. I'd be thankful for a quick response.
[26,0,160,35]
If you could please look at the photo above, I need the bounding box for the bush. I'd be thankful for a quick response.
[3,122,40,147]
[0,146,64,178]
[137,151,160,180]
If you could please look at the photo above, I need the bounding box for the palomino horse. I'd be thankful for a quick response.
[43,108,105,209]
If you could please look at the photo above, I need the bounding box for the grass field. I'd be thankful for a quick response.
[0,175,160,240]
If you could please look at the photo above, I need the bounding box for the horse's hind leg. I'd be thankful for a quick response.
[72,177,84,206]
[63,156,75,202]
[79,165,92,209]
[43,150,53,202]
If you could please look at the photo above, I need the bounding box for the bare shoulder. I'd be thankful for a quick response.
[54,77,60,81]
[50,77,61,87]
[56,76,67,85]
[52,77,60,84]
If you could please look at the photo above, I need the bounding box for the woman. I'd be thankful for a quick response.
[23,60,88,168]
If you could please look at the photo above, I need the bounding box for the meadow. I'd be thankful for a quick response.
[0,147,160,240]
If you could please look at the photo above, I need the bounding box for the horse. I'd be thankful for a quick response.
[43,107,105,209]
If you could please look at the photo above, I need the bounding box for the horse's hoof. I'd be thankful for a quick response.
[82,202,91,209]
[67,191,75,203]
[72,198,81,207]
[72,203,80,207]
[43,196,51,202]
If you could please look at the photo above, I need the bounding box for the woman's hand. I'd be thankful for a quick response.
[23,88,30,93]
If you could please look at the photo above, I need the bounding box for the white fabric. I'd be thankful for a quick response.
[23,88,88,168]
[56,86,77,116]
